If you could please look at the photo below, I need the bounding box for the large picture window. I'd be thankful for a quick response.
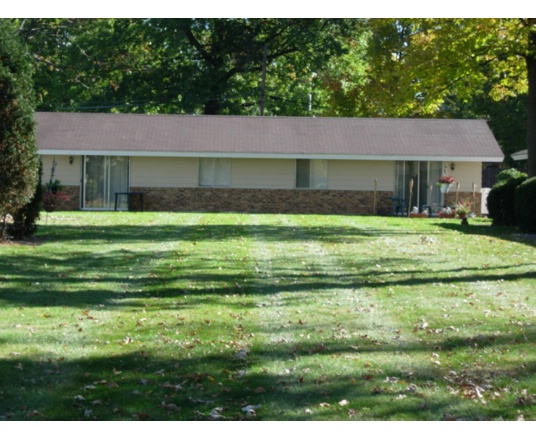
[296,159,328,189]
[83,156,129,209]
[199,158,231,187]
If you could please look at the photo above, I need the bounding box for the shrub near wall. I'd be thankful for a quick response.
[515,177,536,233]
[487,169,527,227]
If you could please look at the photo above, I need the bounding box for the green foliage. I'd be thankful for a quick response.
[0,20,39,239]
[497,168,528,183]
[16,18,363,116]
[515,177,536,233]
[487,171,528,227]
[9,161,43,240]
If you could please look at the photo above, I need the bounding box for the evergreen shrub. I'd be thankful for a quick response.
[487,169,527,227]
[515,177,536,234]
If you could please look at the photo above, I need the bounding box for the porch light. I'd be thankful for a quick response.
[69,156,74,165]
[450,162,455,171]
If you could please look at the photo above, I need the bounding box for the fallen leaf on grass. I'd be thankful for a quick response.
[161,402,180,412]
[161,382,183,391]
[209,407,224,420]
[241,404,261,416]
[133,413,151,420]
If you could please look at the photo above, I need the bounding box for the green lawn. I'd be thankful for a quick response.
[0,212,534,421]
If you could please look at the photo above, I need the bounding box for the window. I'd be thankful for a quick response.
[199,158,231,187]
[296,159,328,189]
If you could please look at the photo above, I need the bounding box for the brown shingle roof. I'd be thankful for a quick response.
[35,112,504,161]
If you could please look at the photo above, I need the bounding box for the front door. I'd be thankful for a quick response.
[395,161,443,214]
[83,156,129,209]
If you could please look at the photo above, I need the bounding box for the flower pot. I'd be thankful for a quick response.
[409,213,429,218]
[439,212,455,219]
[440,183,451,194]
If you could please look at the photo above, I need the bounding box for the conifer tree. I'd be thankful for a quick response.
[0,20,39,240]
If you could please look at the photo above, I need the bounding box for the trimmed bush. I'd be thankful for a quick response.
[496,168,527,183]
[487,170,527,227]
[515,177,536,233]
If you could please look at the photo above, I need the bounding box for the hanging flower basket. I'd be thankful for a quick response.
[437,176,455,194]
[43,204,56,213]
[440,183,451,193]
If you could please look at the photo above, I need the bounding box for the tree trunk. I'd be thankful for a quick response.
[203,98,221,115]
[526,22,536,178]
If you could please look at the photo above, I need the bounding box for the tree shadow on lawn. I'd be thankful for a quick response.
[36,222,438,245]
[1,243,534,309]
[1,328,534,421]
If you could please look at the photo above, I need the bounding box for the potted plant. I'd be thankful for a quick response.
[455,202,470,218]
[437,175,456,193]
[439,206,455,218]
[455,201,472,225]
[409,206,429,218]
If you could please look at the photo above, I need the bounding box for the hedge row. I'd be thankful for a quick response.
[488,169,536,233]
[515,177,536,233]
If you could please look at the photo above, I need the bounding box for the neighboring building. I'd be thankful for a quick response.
[36,112,504,216]
[511,149,528,161]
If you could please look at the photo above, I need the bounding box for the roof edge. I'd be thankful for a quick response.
[38,149,504,162]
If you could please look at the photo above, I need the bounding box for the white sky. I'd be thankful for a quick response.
[2,3,535,18]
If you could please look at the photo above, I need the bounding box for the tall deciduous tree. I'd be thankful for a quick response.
[0,20,39,240]
[324,18,536,176]
[147,19,362,115]
[16,18,363,116]
[525,19,536,176]
[15,18,159,113]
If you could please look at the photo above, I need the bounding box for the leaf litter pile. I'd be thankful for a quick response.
[0,212,534,420]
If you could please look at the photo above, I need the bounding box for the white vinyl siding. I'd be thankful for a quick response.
[130,157,198,188]
[448,162,482,191]
[232,159,295,189]
[328,160,395,190]
[40,155,81,186]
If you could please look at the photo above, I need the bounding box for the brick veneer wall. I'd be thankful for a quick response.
[130,187,394,216]
[45,185,483,217]
[43,185,80,211]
